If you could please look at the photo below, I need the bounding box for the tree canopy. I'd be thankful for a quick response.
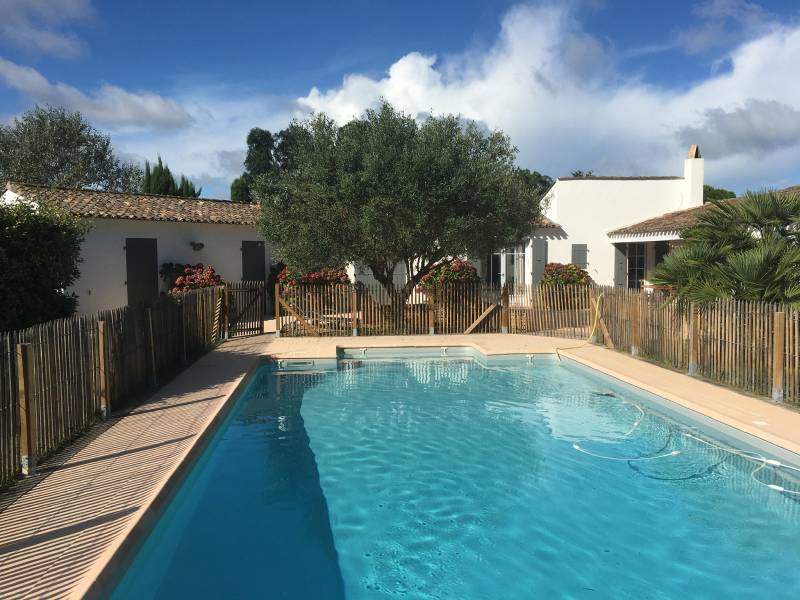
[517,168,554,199]
[231,125,308,201]
[0,199,88,330]
[142,156,201,197]
[649,189,800,304]
[254,101,543,297]
[0,105,142,192]
[703,184,736,202]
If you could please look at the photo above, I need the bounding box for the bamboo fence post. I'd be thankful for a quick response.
[181,298,188,365]
[16,343,36,475]
[274,283,281,338]
[501,284,510,333]
[689,303,700,375]
[631,296,641,356]
[428,291,436,335]
[223,283,231,340]
[146,307,158,386]
[772,310,785,402]
[351,286,358,336]
[98,320,109,419]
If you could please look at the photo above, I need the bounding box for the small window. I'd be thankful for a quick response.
[627,243,646,289]
[571,244,588,269]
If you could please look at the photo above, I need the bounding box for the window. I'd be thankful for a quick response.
[484,253,501,285]
[505,245,526,288]
[571,244,588,269]
[626,242,646,289]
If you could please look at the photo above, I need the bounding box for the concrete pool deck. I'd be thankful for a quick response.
[0,332,799,599]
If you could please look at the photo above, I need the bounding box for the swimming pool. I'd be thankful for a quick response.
[111,352,800,598]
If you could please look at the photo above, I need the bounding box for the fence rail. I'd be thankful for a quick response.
[0,285,227,486]
[275,281,800,407]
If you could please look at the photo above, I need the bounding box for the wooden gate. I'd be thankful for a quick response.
[227,281,266,337]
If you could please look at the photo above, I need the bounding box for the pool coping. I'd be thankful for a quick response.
[80,361,262,600]
[2,332,800,599]
[0,335,272,600]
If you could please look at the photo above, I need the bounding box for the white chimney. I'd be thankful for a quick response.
[683,144,704,208]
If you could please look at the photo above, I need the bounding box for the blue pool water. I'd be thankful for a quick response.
[112,356,800,599]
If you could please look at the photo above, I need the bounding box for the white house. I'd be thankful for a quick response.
[485,145,706,289]
[2,182,272,314]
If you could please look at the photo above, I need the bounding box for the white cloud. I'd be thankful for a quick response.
[678,100,800,157]
[0,57,194,129]
[0,0,94,59]
[6,2,796,199]
[111,93,298,198]
[296,3,800,192]
[678,0,774,54]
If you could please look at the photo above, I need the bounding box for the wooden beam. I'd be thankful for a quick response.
[773,311,785,402]
[464,303,497,335]
[590,297,614,349]
[279,297,321,336]
[501,284,510,333]
[630,298,640,356]
[16,343,36,475]
[275,283,282,337]
[689,303,700,375]
[98,320,109,418]
[145,307,158,386]
[351,286,358,336]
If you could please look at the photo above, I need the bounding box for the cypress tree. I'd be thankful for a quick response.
[141,155,199,198]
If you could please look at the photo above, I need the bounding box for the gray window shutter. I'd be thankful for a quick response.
[571,244,588,268]
[613,244,627,287]
[531,238,548,283]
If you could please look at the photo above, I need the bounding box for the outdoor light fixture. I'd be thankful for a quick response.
[190,241,205,251]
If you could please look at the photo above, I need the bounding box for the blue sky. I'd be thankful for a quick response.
[1,0,799,198]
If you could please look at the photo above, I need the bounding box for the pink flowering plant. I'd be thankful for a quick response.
[277,266,350,287]
[418,259,479,293]
[541,262,592,286]
[161,262,223,295]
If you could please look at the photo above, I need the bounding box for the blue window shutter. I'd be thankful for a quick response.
[571,244,588,268]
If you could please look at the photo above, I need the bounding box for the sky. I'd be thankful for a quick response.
[0,0,799,198]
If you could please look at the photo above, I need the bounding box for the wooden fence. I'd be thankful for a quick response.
[274,281,800,407]
[275,282,508,337]
[0,286,224,486]
[567,286,799,405]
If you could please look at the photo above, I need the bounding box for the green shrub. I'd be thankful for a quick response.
[0,200,88,330]
[541,262,592,286]
[418,259,480,292]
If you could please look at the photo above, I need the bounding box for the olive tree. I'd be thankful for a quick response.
[254,101,542,299]
[0,105,142,192]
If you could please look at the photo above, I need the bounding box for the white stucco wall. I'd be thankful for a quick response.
[526,157,704,287]
[346,262,407,287]
[70,219,271,314]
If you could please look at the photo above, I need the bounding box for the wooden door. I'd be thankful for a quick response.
[241,240,266,282]
[125,238,158,306]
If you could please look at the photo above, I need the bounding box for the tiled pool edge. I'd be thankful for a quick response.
[77,360,263,600]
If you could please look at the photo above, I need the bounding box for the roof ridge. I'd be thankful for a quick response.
[557,176,684,181]
[6,181,250,205]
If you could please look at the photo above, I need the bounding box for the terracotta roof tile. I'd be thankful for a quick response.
[608,199,738,237]
[6,182,261,226]
[608,186,800,237]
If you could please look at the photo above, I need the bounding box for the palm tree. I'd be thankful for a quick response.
[649,189,800,304]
